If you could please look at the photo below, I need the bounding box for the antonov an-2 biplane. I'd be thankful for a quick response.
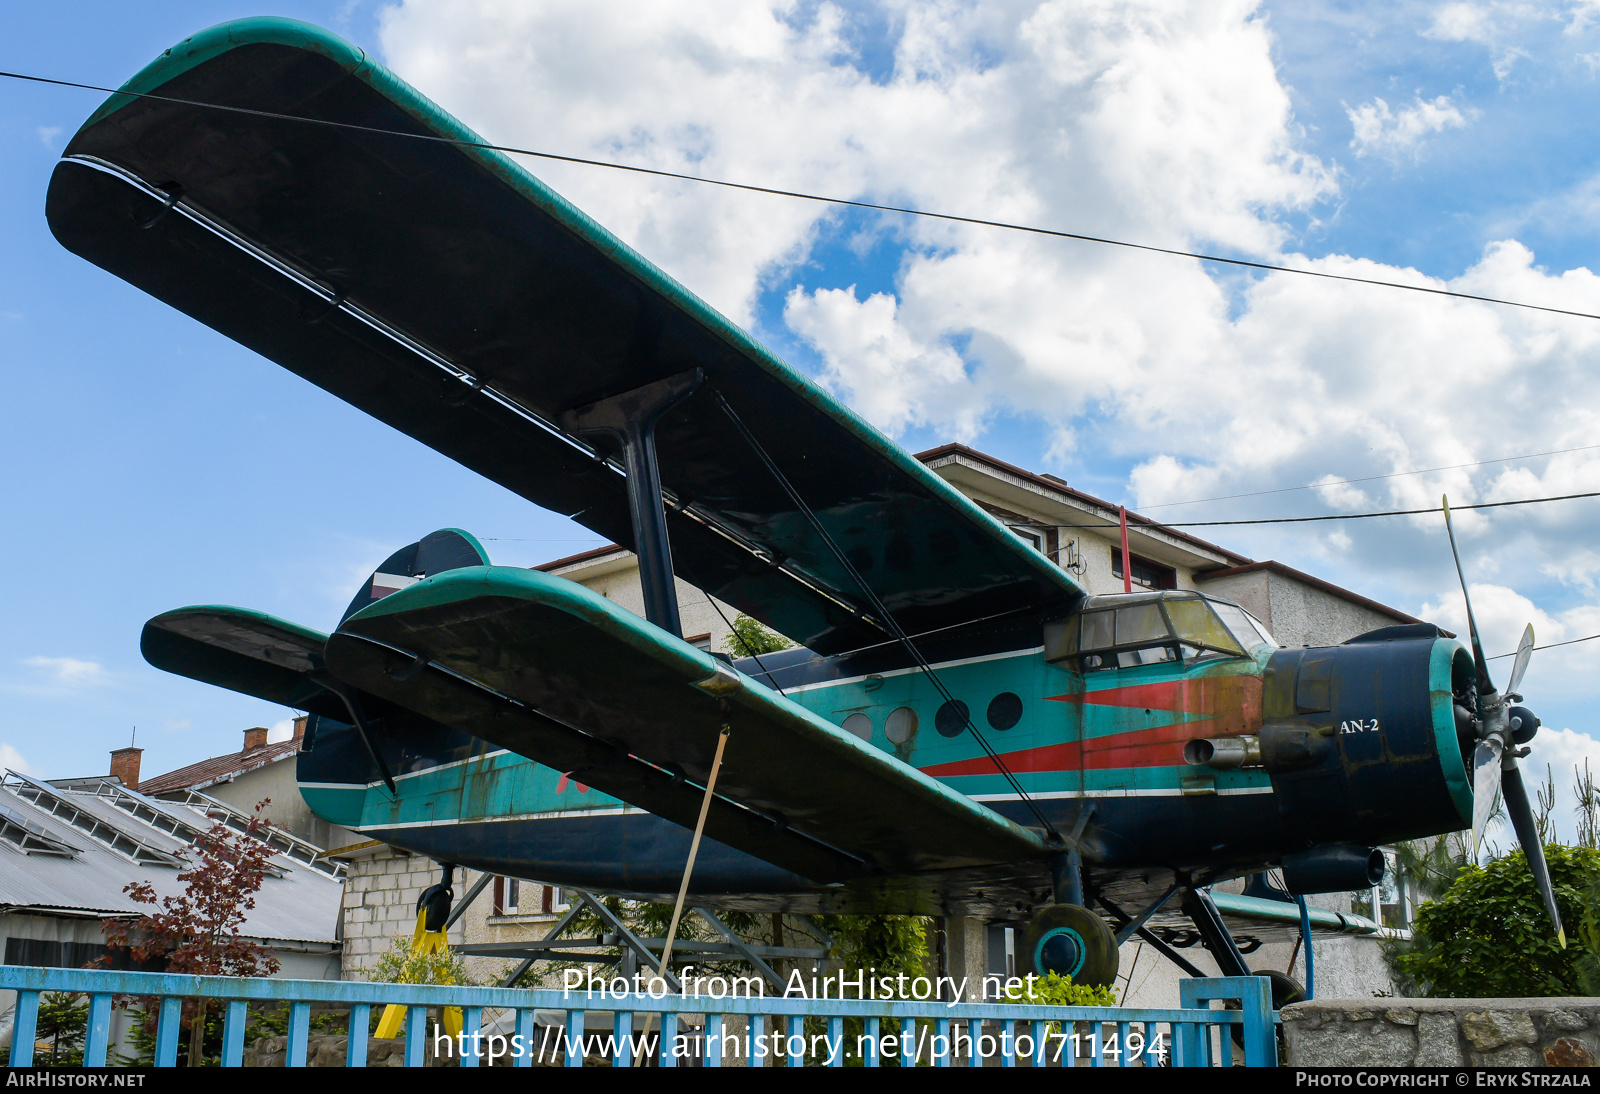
[45,18,1561,994]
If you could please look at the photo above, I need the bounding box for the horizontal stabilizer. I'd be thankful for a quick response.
[142,606,344,718]
[324,566,1051,880]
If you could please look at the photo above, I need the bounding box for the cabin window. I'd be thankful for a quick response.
[1044,591,1272,673]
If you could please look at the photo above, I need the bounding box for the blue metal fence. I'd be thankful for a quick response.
[1,965,1277,1067]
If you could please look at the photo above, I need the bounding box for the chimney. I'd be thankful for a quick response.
[110,747,143,791]
[292,716,308,741]
[243,726,269,751]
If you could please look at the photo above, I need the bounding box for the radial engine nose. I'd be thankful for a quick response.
[1509,705,1541,746]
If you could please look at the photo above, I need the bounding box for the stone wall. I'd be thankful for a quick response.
[1282,998,1600,1067]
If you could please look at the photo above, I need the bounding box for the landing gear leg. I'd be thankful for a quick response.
[1017,852,1120,989]
[375,863,460,1039]
[1182,887,1303,1049]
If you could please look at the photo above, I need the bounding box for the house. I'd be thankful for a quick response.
[135,719,357,852]
[0,764,345,1055]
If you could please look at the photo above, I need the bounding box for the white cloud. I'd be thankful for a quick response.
[1426,2,1501,44]
[23,656,110,688]
[267,718,297,744]
[375,0,1600,675]
[0,743,35,775]
[1523,726,1600,845]
[1347,95,1474,160]
[35,125,61,149]
[1313,474,1370,511]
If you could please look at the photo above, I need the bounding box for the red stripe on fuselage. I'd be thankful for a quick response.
[919,722,1194,778]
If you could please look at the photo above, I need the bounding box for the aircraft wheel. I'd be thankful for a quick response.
[1018,904,1119,988]
[1229,970,1304,1050]
[1261,969,1305,1009]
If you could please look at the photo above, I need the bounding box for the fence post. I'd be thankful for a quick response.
[8,991,39,1065]
[705,1014,724,1067]
[220,999,248,1066]
[347,1004,370,1067]
[286,1001,311,1066]
[404,1005,426,1067]
[154,996,183,1066]
[1178,975,1278,1068]
[84,994,114,1066]
[564,1008,584,1067]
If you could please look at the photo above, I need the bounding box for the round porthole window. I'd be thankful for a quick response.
[935,699,969,738]
[885,706,918,744]
[987,692,1023,731]
[842,712,873,741]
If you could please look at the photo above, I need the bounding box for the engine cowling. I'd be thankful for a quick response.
[1259,624,1475,850]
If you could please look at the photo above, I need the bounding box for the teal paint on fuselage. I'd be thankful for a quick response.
[301,745,629,834]
[777,644,1274,800]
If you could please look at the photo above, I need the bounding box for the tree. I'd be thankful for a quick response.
[35,993,88,1066]
[1395,844,1600,997]
[725,614,795,656]
[102,799,280,1066]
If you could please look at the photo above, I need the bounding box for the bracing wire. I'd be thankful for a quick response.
[6,67,1600,323]
[709,387,1062,841]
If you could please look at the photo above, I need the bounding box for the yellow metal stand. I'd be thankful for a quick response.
[374,908,463,1040]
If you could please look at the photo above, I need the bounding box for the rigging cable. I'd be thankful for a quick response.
[4,67,1600,323]
[709,387,1063,842]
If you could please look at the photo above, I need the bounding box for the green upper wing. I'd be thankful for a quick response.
[46,17,1083,656]
[323,565,1051,879]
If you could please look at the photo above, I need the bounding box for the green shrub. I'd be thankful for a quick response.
[1396,844,1600,997]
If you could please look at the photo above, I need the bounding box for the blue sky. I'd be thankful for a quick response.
[5,1,1600,827]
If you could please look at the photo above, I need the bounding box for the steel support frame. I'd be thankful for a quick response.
[1180,887,1252,978]
[563,369,703,638]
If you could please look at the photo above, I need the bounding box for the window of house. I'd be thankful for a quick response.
[494,876,561,917]
[1010,526,1044,552]
[686,633,712,652]
[1111,548,1178,590]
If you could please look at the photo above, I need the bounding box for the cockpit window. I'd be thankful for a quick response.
[1044,591,1274,673]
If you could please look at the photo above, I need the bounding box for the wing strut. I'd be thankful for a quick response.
[710,387,1063,843]
[563,369,703,638]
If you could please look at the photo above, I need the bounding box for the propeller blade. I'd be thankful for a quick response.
[1472,736,1503,857]
[1507,623,1535,699]
[1442,495,1495,696]
[1501,760,1567,947]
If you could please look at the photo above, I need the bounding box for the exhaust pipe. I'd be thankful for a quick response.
[1283,843,1385,894]
[1183,736,1262,768]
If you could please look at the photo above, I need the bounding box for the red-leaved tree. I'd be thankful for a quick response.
[103,800,281,1066]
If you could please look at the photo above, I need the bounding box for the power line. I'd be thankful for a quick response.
[1488,633,1600,660]
[1059,488,1600,530]
[1158,489,1600,528]
[6,67,1600,323]
[1140,442,1600,511]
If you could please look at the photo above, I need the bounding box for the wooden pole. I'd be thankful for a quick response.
[635,724,731,1066]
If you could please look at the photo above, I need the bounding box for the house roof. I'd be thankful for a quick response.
[137,739,300,796]
[0,771,341,943]
[531,441,1417,626]
[533,542,626,572]
[914,442,1256,566]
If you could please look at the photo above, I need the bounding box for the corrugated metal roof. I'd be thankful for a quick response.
[0,771,340,944]
[136,738,300,795]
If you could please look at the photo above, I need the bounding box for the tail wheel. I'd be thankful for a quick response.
[1018,904,1120,989]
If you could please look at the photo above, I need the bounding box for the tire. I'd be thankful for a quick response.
[1017,904,1120,989]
